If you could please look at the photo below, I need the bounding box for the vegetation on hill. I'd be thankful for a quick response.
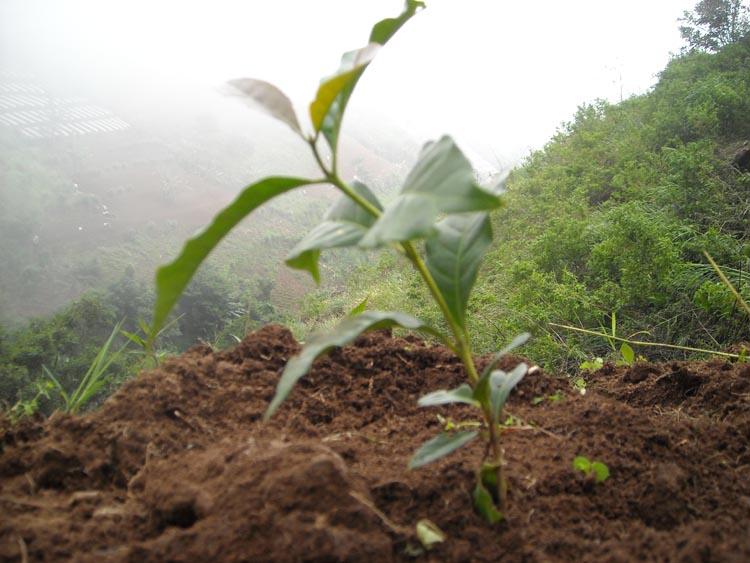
[310,28,750,370]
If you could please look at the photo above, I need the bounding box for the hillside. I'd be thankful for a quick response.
[313,35,750,371]
[2,325,749,561]
[0,69,422,325]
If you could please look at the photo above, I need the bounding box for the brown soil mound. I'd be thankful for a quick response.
[1,324,749,562]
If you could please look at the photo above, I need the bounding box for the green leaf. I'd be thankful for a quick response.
[479,462,499,494]
[326,180,383,222]
[370,0,426,45]
[408,430,478,469]
[358,194,439,247]
[120,330,145,348]
[311,1,424,153]
[418,384,478,407]
[286,181,382,283]
[360,137,502,247]
[620,342,635,364]
[472,480,504,524]
[310,44,379,152]
[474,333,530,406]
[226,78,303,137]
[425,213,492,328]
[591,461,610,483]
[488,363,528,424]
[401,137,502,213]
[266,311,443,419]
[479,332,531,380]
[151,177,314,344]
[348,296,369,316]
[573,456,592,474]
[42,365,70,412]
[68,320,128,413]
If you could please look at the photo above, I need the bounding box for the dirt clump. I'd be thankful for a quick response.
[1,324,749,562]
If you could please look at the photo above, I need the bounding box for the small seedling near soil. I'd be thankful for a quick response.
[503,413,523,427]
[597,312,646,365]
[8,381,53,421]
[531,390,567,405]
[573,456,610,484]
[436,414,482,432]
[148,1,528,522]
[579,357,604,371]
[739,348,749,363]
[43,320,128,414]
[548,391,564,402]
[572,376,587,395]
[121,315,183,368]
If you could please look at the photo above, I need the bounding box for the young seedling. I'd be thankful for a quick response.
[148,1,528,522]
[597,312,646,365]
[43,320,128,414]
[121,314,183,368]
[579,357,604,371]
[573,456,610,484]
[8,381,53,422]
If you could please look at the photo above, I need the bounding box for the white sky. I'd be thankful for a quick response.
[2,0,698,163]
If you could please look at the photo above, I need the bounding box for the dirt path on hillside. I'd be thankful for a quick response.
[1,324,749,562]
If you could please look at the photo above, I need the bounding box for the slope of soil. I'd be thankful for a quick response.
[1,324,749,562]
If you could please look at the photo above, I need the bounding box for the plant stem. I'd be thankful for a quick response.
[489,412,507,514]
[309,137,332,177]
[400,242,477,371]
[321,152,478,381]
[329,172,383,218]
[705,251,750,317]
[550,322,743,359]
[313,123,502,512]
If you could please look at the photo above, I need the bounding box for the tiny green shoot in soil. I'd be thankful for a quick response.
[573,456,610,484]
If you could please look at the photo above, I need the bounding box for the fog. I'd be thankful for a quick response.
[2,0,698,162]
[0,0,699,322]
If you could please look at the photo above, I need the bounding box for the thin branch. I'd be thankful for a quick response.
[550,322,741,359]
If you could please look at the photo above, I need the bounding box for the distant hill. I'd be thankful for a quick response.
[0,69,426,324]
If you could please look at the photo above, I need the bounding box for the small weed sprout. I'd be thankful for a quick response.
[579,357,604,371]
[148,1,528,522]
[8,381,53,422]
[568,375,588,395]
[573,456,610,484]
[121,315,183,368]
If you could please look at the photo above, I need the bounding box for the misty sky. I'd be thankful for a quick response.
[2,0,698,164]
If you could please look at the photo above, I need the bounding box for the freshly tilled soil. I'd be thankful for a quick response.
[1,324,749,562]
